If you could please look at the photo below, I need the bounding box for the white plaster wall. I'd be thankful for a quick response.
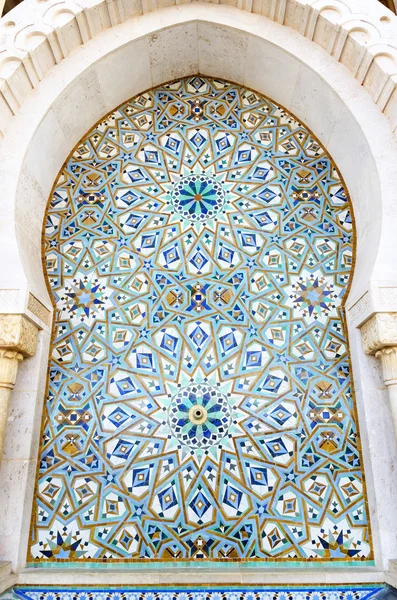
[0,2,396,578]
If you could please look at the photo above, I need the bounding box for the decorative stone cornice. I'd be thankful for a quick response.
[375,347,397,386]
[0,314,38,357]
[0,349,23,389]
[360,313,397,355]
[0,0,397,139]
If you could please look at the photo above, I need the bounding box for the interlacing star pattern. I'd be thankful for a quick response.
[30,77,371,563]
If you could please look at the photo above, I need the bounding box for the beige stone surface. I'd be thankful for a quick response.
[0,314,38,357]
[361,313,397,354]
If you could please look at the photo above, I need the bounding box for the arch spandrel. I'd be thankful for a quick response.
[30,76,372,563]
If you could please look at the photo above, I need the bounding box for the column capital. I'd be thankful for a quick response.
[0,316,39,461]
[0,314,39,357]
[374,347,397,386]
[359,312,397,355]
[0,350,23,389]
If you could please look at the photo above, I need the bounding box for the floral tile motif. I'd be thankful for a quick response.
[12,588,383,600]
[30,77,371,562]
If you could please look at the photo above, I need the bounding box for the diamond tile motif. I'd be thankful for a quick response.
[30,77,372,562]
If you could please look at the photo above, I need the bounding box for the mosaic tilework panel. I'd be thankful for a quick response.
[31,77,372,562]
[12,588,383,600]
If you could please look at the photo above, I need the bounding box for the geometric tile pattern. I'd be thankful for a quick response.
[12,588,383,600]
[30,77,372,562]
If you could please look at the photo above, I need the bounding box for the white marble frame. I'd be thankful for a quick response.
[1,2,397,581]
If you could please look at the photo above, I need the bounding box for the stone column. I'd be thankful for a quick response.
[360,313,397,441]
[0,314,38,461]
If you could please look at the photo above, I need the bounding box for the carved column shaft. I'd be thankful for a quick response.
[0,315,39,462]
[0,350,23,458]
[360,313,397,442]
[375,347,397,438]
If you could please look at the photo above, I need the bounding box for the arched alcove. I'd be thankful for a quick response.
[0,5,397,578]
[29,75,371,564]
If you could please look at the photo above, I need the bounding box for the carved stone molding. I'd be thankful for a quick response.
[379,287,397,307]
[0,349,23,389]
[0,313,39,357]
[360,313,397,355]
[347,291,371,328]
[0,0,397,139]
[27,293,51,326]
